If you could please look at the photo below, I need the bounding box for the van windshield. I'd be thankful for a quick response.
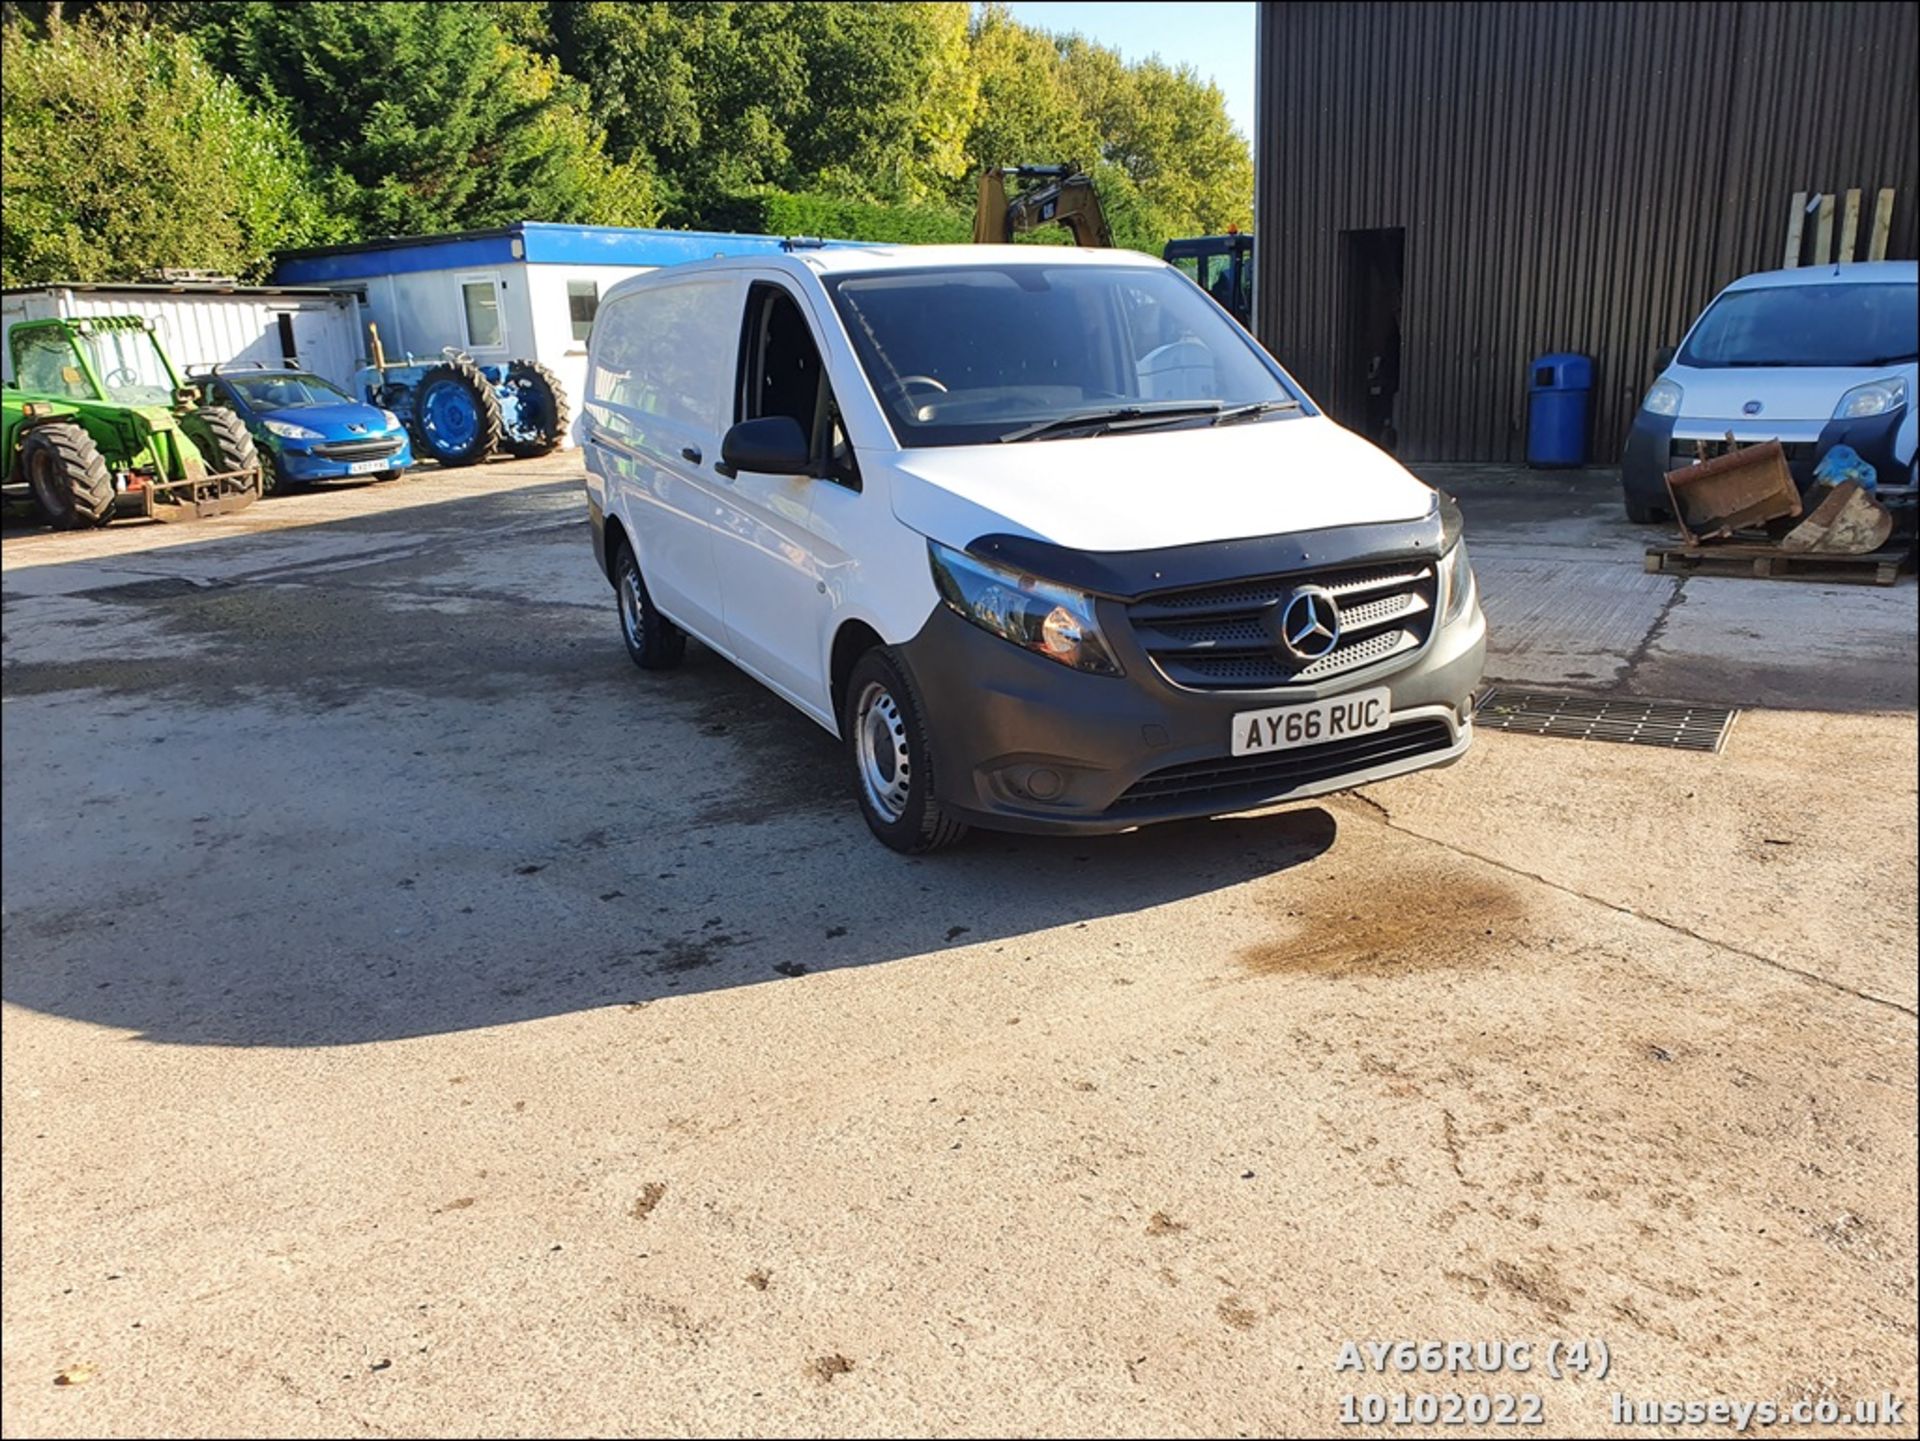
[1679,282,1919,369]
[825,263,1300,446]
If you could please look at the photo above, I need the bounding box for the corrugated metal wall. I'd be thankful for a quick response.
[1254,1,1920,463]
[0,288,362,390]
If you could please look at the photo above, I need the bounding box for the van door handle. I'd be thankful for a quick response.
[680,445,702,465]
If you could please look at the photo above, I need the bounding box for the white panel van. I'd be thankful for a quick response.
[581,246,1485,852]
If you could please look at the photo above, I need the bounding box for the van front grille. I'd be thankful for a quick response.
[1127,560,1438,691]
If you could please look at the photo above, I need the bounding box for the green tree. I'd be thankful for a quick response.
[205,1,657,236]
[963,4,1099,193]
[1061,39,1251,238]
[1,21,336,285]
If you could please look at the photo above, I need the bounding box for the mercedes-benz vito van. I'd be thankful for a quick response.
[580,245,1485,852]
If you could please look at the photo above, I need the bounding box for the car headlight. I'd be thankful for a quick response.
[264,419,324,440]
[1833,376,1907,419]
[380,409,403,432]
[927,541,1120,675]
[1642,378,1683,416]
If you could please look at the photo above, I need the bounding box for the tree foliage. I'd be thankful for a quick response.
[1,0,1251,283]
[199,1,657,236]
[1,21,335,285]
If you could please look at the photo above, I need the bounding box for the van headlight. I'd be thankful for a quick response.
[1642,378,1683,416]
[1441,539,1475,622]
[1833,376,1907,419]
[1435,490,1474,623]
[264,419,324,440]
[927,541,1120,675]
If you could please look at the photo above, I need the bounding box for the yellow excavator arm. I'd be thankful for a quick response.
[973,165,1114,247]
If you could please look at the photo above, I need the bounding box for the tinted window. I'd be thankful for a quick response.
[568,281,599,343]
[462,279,502,349]
[1679,282,1918,368]
[227,373,351,408]
[826,263,1294,446]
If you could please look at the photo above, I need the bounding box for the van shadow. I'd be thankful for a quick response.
[2,516,1340,1046]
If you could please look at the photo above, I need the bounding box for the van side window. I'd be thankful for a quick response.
[738,283,857,487]
[587,281,732,429]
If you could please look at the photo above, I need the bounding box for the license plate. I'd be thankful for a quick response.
[346,457,389,475]
[1232,687,1391,756]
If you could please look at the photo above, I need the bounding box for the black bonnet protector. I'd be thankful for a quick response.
[967,494,1456,601]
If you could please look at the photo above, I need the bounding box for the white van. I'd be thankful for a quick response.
[1622,261,1918,523]
[580,245,1485,852]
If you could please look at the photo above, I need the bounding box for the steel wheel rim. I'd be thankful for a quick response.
[619,561,646,646]
[854,680,912,822]
[422,382,478,449]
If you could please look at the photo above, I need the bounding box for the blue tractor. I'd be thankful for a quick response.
[354,328,568,467]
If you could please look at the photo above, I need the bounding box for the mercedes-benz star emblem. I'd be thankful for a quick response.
[1275,585,1342,663]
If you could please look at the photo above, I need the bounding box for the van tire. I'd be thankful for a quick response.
[613,541,685,670]
[842,648,968,854]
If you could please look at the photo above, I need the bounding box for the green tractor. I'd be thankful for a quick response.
[1,315,262,528]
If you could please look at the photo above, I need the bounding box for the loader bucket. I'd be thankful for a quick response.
[1663,440,1801,544]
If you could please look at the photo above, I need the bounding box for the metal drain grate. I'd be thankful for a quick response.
[1475,688,1736,752]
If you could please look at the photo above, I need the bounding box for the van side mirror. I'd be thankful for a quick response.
[1653,345,1676,372]
[719,416,812,477]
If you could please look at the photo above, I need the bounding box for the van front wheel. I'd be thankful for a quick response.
[842,648,968,854]
[614,543,685,671]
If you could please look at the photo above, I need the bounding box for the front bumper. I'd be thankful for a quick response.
[1622,408,1915,517]
[270,433,413,481]
[895,595,1486,835]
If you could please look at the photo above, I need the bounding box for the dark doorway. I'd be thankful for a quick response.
[276,312,299,366]
[1340,227,1405,451]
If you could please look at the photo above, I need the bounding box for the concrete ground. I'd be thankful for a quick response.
[2,456,1914,1438]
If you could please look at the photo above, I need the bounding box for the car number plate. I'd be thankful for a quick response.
[346,457,388,475]
[1231,687,1391,756]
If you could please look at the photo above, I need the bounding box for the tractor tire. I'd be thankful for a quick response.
[411,356,503,467]
[500,358,570,458]
[19,422,114,529]
[187,406,261,483]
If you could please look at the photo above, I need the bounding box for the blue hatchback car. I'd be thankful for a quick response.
[193,367,413,490]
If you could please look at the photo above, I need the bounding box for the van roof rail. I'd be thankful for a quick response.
[780,236,828,250]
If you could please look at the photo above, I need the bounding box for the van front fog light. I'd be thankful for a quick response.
[928,541,1120,676]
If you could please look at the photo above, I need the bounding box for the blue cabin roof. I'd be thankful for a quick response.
[272,221,855,284]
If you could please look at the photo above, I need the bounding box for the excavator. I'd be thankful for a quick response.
[972,164,1114,247]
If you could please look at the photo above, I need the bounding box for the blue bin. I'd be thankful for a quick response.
[1526,351,1593,468]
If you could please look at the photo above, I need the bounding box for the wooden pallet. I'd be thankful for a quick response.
[1644,541,1913,586]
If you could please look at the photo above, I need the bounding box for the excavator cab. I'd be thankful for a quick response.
[973,165,1114,248]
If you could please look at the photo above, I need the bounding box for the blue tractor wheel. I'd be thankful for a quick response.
[411,356,503,467]
[500,359,570,459]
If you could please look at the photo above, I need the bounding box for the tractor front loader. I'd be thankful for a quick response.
[2,316,261,528]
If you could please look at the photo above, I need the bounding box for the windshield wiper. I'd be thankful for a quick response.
[998,402,1223,443]
[1210,399,1303,426]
